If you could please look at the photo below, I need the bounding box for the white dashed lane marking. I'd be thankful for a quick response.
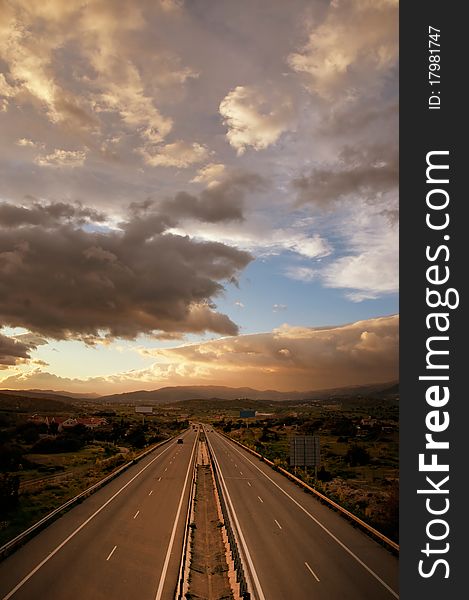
[305,562,320,582]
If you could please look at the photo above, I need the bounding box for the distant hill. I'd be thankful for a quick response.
[170,397,280,412]
[0,389,100,400]
[313,382,399,400]
[0,389,84,403]
[98,386,302,404]
[97,382,399,405]
[0,391,79,413]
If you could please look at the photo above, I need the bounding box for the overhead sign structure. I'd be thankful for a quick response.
[289,435,320,468]
[135,406,153,414]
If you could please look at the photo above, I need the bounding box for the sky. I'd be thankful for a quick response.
[0,0,398,394]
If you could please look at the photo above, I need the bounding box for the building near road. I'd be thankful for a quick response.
[27,415,108,431]
[135,406,153,414]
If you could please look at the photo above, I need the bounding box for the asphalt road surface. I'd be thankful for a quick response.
[205,427,399,600]
[0,430,197,600]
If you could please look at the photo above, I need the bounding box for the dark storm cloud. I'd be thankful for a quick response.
[0,202,105,228]
[161,173,264,224]
[0,201,252,340]
[0,333,35,367]
[293,145,398,208]
[123,173,264,243]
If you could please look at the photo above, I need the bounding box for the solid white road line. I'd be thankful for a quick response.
[133,510,140,519]
[274,520,282,530]
[1,442,175,600]
[154,437,197,600]
[305,562,320,582]
[224,436,399,599]
[106,545,117,561]
[207,436,266,600]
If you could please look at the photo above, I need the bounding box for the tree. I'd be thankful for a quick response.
[317,466,333,482]
[345,444,371,466]
[0,473,20,513]
[15,422,47,444]
[0,444,23,471]
[126,426,146,449]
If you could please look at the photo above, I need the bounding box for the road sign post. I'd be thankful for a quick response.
[289,435,320,480]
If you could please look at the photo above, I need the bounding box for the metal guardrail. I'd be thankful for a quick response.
[220,432,400,554]
[174,433,198,600]
[0,433,181,561]
[19,470,74,491]
[205,432,251,600]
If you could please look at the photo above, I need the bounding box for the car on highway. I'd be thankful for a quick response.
[177,438,184,444]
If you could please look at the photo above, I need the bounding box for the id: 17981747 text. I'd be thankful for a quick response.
[428,26,441,110]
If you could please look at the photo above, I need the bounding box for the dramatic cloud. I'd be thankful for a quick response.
[0,0,195,163]
[288,0,398,100]
[139,141,209,168]
[34,149,87,168]
[151,314,398,390]
[0,333,33,368]
[0,199,252,340]
[0,2,398,391]
[0,201,105,228]
[191,164,226,187]
[0,315,398,392]
[127,173,263,233]
[219,85,295,155]
[294,145,398,208]
[174,213,332,261]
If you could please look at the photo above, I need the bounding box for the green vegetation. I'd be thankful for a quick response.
[212,398,399,542]
[0,389,399,546]
[0,398,188,546]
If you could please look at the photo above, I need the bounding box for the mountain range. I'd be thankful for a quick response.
[0,381,398,406]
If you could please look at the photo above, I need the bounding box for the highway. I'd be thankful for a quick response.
[205,427,399,600]
[0,430,197,600]
[0,426,399,600]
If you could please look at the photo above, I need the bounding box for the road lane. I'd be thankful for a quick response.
[206,428,399,600]
[0,430,197,600]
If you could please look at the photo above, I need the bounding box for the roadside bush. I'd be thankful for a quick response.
[317,466,333,482]
[31,435,85,453]
[0,444,24,471]
[345,444,371,466]
[126,426,146,449]
[0,473,19,513]
[15,422,48,444]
